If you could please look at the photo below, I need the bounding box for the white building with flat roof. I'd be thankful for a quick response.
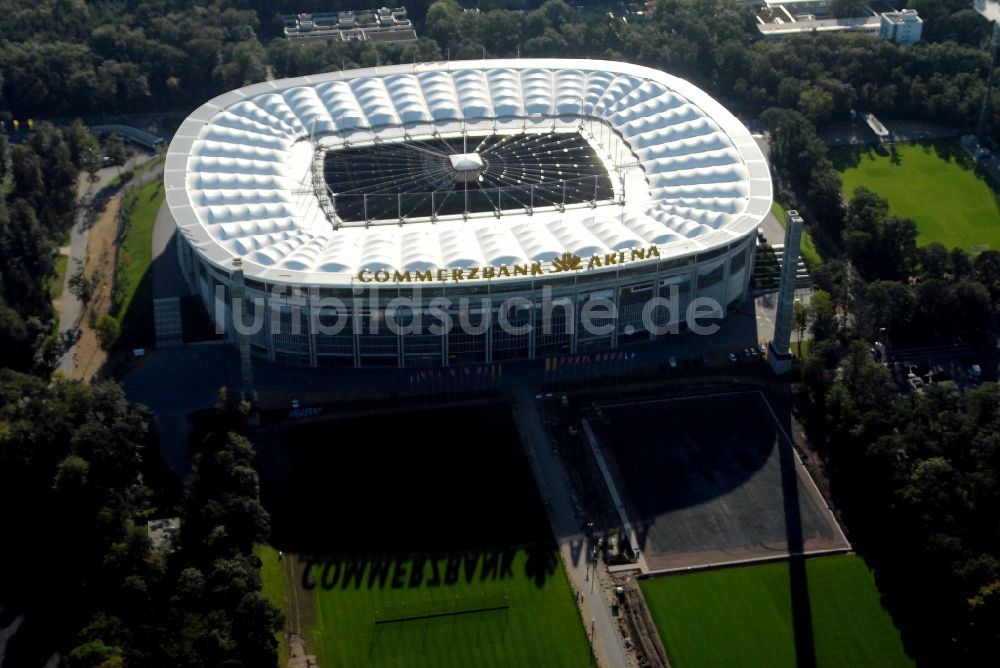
[880,9,923,45]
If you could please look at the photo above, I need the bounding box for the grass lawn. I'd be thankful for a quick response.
[115,178,163,347]
[255,544,291,666]
[49,253,69,299]
[641,554,912,668]
[302,548,588,668]
[257,404,592,668]
[772,203,822,267]
[835,140,1000,251]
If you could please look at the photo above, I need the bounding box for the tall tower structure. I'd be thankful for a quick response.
[768,211,803,375]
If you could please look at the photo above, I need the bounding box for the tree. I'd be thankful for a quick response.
[949,279,991,342]
[232,591,285,668]
[0,373,157,666]
[426,0,463,49]
[104,134,128,173]
[829,0,866,18]
[808,290,838,344]
[68,262,95,305]
[797,86,835,126]
[974,250,1000,305]
[53,454,90,494]
[793,299,809,356]
[917,243,952,280]
[2,198,54,317]
[0,133,10,193]
[864,280,913,342]
[96,314,120,351]
[0,304,32,372]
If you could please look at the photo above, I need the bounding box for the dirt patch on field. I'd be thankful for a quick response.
[283,554,320,667]
[74,194,122,381]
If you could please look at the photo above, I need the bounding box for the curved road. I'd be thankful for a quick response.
[56,154,162,376]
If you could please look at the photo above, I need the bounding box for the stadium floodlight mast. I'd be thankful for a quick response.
[974,0,1000,137]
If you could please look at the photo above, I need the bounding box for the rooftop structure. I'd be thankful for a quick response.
[283,7,416,43]
[167,59,769,286]
[757,14,880,37]
[762,0,829,11]
[879,9,923,44]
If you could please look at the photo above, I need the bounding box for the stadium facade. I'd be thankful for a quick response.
[165,59,771,367]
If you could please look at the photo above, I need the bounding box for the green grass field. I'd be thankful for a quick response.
[115,178,162,347]
[835,140,1000,251]
[772,203,823,267]
[255,544,291,666]
[300,548,589,668]
[48,253,69,299]
[257,405,592,668]
[641,554,912,668]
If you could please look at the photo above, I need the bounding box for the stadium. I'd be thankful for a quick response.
[164,59,772,367]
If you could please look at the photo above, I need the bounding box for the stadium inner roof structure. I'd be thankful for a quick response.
[165,59,772,287]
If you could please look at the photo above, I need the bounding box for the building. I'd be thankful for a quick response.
[757,15,880,38]
[282,7,416,43]
[755,0,882,39]
[762,0,829,14]
[164,60,771,368]
[880,9,923,45]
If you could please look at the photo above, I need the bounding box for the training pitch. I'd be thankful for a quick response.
[640,554,913,667]
[591,391,848,571]
[835,140,1000,251]
[257,403,591,668]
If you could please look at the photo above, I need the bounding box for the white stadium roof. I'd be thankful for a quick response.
[165,59,772,287]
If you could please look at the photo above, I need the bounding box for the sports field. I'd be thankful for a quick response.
[297,548,587,667]
[593,392,847,571]
[835,140,1000,251]
[641,554,912,667]
[257,403,591,668]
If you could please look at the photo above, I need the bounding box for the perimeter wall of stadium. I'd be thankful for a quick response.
[177,231,756,367]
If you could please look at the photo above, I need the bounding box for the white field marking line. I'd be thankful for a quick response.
[641,547,853,579]
[598,389,753,410]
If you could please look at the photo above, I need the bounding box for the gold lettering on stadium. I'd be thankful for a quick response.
[356,246,661,284]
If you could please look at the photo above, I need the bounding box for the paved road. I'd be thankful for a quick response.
[513,389,631,668]
[751,134,785,245]
[56,153,159,375]
[56,165,119,374]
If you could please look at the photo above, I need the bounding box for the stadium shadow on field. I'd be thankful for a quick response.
[594,390,840,666]
[592,391,847,570]
[256,402,561,589]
